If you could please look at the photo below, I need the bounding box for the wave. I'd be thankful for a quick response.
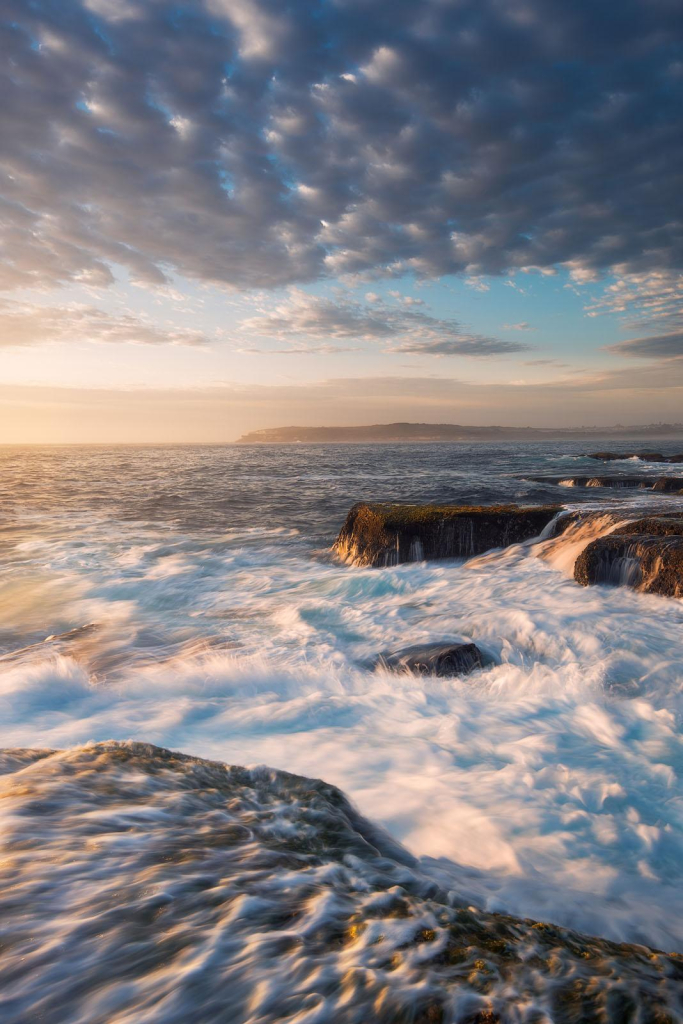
[1,446,682,961]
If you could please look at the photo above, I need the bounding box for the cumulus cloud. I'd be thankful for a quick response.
[606,331,683,360]
[239,289,528,356]
[0,0,680,294]
[0,300,208,347]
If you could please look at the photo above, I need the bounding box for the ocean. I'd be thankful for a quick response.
[1,440,682,964]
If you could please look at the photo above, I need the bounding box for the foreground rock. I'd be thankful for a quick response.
[1,741,681,1024]
[335,502,561,567]
[574,516,683,597]
[375,641,484,677]
[586,451,683,462]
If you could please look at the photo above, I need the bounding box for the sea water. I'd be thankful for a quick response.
[0,442,682,953]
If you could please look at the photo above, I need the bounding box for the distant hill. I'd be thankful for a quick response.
[236,422,683,443]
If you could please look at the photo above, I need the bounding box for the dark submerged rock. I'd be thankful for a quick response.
[585,451,630,461]
[375,642,484,677]
[334,502,561,567]
[633,451,667,462]
[586,451,683,463]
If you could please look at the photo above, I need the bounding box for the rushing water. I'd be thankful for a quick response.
[1,442,682,954]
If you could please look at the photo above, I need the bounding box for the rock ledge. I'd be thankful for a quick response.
[335,502,561,567]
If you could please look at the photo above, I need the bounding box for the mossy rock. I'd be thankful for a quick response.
[652,477,683,493]
[575,534,683,597]
[618,517,683,537]
[334,502,562,567]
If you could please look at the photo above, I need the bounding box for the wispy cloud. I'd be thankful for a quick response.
[239,289,528,357]
[606,330,683,360]
[523,358,571,367]
[0,300,208,348]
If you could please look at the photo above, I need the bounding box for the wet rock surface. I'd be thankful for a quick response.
[334,503,562,567]
[374,642,485,677]
[652,477,683,492]
[529,475,683,493]
[1,741,682,1024]
[617,516,683,536]
[554,476,648,488]
[574,518,683,597]
[586,451,683,463]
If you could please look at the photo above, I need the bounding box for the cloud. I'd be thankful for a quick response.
[523,358,570,367]
[0,300,208,347]
[241,290,398,341]
[393,336,525,357]
[606,331,683,360]
[389,291,424,306]
[0,0,680,294]
[239,289,528,356]
[237,343,359,355]
[503,322,533,331]
[585,271,683,333]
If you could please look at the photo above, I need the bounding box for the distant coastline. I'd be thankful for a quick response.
[236,421,683,444]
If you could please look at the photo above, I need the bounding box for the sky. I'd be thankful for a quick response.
[1,0,682,442]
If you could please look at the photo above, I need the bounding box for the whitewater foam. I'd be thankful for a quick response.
[1,742,681,1024]
[0,443,682,956]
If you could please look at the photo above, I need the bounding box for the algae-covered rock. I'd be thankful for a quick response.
[618,517,683,537]
[652,477,683,493]
[334,502,562,567]
[374,641,484,677]
[575,532,683,597]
